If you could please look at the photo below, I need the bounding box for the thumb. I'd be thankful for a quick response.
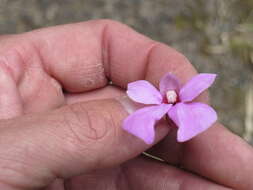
[0,98,169,189]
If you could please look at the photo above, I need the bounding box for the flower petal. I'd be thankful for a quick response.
[127,80,162,105]
[123,104,172,144]
[159,73,181,96]
[179,74,217,102]
[168,102,217,142]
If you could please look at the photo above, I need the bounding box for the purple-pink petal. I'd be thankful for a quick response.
[168,102,217,142]
[159,73,181,97]
[127,80,162,105]
[123,104,172,144]
[179,74,216,102]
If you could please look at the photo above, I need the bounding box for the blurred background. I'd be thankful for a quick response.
[0,0,252,144]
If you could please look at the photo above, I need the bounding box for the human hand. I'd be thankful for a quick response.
[0,20,252,190]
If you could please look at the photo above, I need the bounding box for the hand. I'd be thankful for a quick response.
[0,19,252,190]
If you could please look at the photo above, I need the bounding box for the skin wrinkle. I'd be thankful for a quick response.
[81,106,103,142]
[27,37,65,107]
[0,53,23,118]
[28,31,55,77]
[49,77,65,106]
[101,23,111,80]
[62,104,105,143]
[101,20,121,82]
[103,23,114,83]
[116,165,133,190]
[14,43,46,98]
[0,152,51,189]
[28,37,48,75]
[62,108,86,147]
[23,71,47,110]
[143,42,162,81]
[0,63,23,118]
[1,47,25,84]
[0,56,17,82]
[13,42,39,73]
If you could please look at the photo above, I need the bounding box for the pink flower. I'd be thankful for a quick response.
[123,73,217,144]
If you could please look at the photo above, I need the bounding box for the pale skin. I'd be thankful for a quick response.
[0,19,252,190]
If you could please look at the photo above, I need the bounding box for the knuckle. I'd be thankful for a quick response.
[0,49,23,81]
[0,40,43,83]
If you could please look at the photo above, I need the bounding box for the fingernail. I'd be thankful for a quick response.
[116,96,143,114]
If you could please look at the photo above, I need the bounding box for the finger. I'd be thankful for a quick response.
[148,123,253,189]
[0,20,196,115]
[0,99,169,190]
[123,156,231,190]
[35,20,197,90]
[0,19,196,102]
[65,156,231,190]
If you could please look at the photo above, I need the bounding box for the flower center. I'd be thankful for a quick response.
[166,90,178,104]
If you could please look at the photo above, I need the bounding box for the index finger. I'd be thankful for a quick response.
[0,19,197,93]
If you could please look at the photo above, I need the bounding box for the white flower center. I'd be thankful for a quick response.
[166,90,177,104]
